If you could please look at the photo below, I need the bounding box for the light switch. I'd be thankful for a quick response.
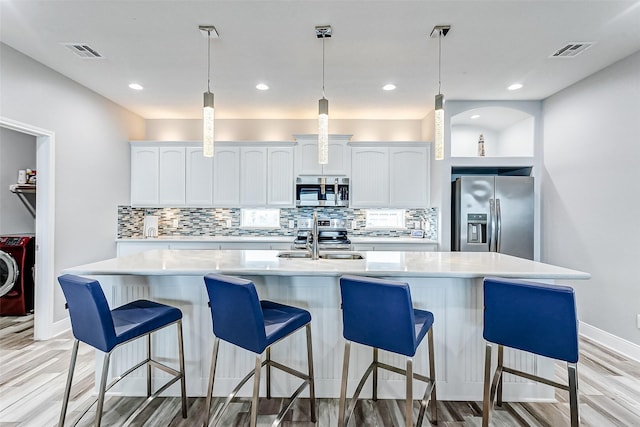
[288,220,295,228]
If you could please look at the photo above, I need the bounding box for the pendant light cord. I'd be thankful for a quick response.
[207,30,212,93]
[438,29,442,95]
[322,35,326,98]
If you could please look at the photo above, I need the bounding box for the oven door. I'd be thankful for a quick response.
[0,250,19,297]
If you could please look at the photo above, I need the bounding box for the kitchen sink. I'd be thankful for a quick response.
[277,251,312,259]
[320,252,365,260]
[276,251,365,260]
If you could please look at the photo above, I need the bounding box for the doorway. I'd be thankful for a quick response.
[0,117,58,340]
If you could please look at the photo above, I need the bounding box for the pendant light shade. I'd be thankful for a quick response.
[203,91,214,157]
[430,25,450,161]
[316,25,332,165]
[200,25,218,158]
[318,97,329,164]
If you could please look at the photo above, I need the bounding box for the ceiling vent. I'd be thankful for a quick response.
[62,43,103,59]
[550,42,594,58]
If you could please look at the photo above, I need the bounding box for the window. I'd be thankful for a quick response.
[240,208,280,228]
[365,209,406,229]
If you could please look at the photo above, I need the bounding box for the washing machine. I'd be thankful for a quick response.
[0,235,35,316]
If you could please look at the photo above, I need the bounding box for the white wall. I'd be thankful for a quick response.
[0,127,36,234]
[0,43,145,321]
[450,125,498,157]
[145,118,424,142]
[496,117,534,157]
[542,50,640,345]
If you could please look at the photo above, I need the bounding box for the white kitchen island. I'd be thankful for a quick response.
[64,250,589,402]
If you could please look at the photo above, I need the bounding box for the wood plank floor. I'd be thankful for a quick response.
[1,315,639,426]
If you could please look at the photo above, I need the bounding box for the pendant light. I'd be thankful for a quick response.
[200,25,218,157]
[316,25,332,165]
[430,25,450,161]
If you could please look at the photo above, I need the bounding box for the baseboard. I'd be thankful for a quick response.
[50,316,71,338]
[580,321,640,363]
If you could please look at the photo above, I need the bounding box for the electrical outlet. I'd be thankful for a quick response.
[637,314,640,329]
[288,220,295,228]
[226,219,232,227]
[172,218,179,228]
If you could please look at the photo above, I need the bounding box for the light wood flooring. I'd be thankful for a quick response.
[1,315,640,426]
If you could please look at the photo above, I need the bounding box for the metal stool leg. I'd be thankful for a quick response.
[305,324,317,423]
[427,328,437,423]
[266,347,272,399]
[250,355,262,427]
[94,351,113,427]
[405,357,413,427]
[58,339,79,427]
[372,347,379,401]
[338,341,351,427]
[568,362,580,427]
[146,333,152,397]
[204,337,220,427]
[481,343,493,427]
[496,345,504,407]
[177,320,187,418]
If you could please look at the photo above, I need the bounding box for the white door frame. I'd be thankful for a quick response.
[1,116,61,340]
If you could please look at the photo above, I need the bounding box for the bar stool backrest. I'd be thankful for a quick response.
[340,275,418,357]
[58,274,117,353]
[483,277,579,363]
[204,274,267,354]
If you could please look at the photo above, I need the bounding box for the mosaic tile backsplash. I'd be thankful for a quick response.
[118,206,438,240]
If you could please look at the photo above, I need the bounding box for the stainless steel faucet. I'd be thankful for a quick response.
[307,210,320,260]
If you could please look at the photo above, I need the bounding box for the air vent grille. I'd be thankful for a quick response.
[551,42,594,58]
[63,43,103,58]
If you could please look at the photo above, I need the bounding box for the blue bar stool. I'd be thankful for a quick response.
[338,275,437,427]
[482,277,580,427]
[57,274,187,427]
[203,273,316,427]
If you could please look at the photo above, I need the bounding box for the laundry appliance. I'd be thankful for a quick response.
[0,235,35,315]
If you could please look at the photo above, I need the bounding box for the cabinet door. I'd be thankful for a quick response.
[159,147,186,205]
[186,146,214,206]
[240,147,267,206]
[213,146,240,206]
[351,147,389,207]
[267,147,294,206]
[296,138,350,176]
[389,146,429,207]
[131,146,159,206]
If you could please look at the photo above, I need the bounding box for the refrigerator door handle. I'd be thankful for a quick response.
[489,198,495,252]
[496,198,502,253]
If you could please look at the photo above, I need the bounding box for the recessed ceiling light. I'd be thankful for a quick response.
[128,83,143,90]
[507,83,523,91]
[471,114,480,119]
[382,84,396,91]
[256,83,269,91]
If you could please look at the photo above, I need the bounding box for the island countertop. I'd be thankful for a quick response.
[65,249,590,279]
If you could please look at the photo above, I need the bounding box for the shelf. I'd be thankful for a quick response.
[9,184,36,218]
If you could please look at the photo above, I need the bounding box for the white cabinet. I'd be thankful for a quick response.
[159,146,186,205]
[240,146,268,206]
[351,146,389,207]
[389,145,430,207]
[186,147,214,206]
[267,147,294,206]
[213,146,240,207]
[131,146,159,206]
[351,142,430,208]
[294,134,351,176]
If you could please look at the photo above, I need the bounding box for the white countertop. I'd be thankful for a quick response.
[66,249,590,280]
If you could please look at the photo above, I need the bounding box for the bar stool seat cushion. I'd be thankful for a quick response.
[206,274,311,354]
[483,277,579,363]
[340,275,433,357]
[59,274,182,353]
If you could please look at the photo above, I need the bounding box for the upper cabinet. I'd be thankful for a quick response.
[130,141,294,208]
[350,142,430,208]
[294,134,351,176]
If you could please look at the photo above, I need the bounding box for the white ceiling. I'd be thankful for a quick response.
[2,0,639,120]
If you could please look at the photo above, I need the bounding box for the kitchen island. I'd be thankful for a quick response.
[64,250,589,401]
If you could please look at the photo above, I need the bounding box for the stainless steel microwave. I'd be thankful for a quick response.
[295,176,349,207]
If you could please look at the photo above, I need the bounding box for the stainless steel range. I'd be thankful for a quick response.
[293,218,351,250]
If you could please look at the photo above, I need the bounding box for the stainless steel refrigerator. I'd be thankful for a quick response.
[452,176,534,259]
